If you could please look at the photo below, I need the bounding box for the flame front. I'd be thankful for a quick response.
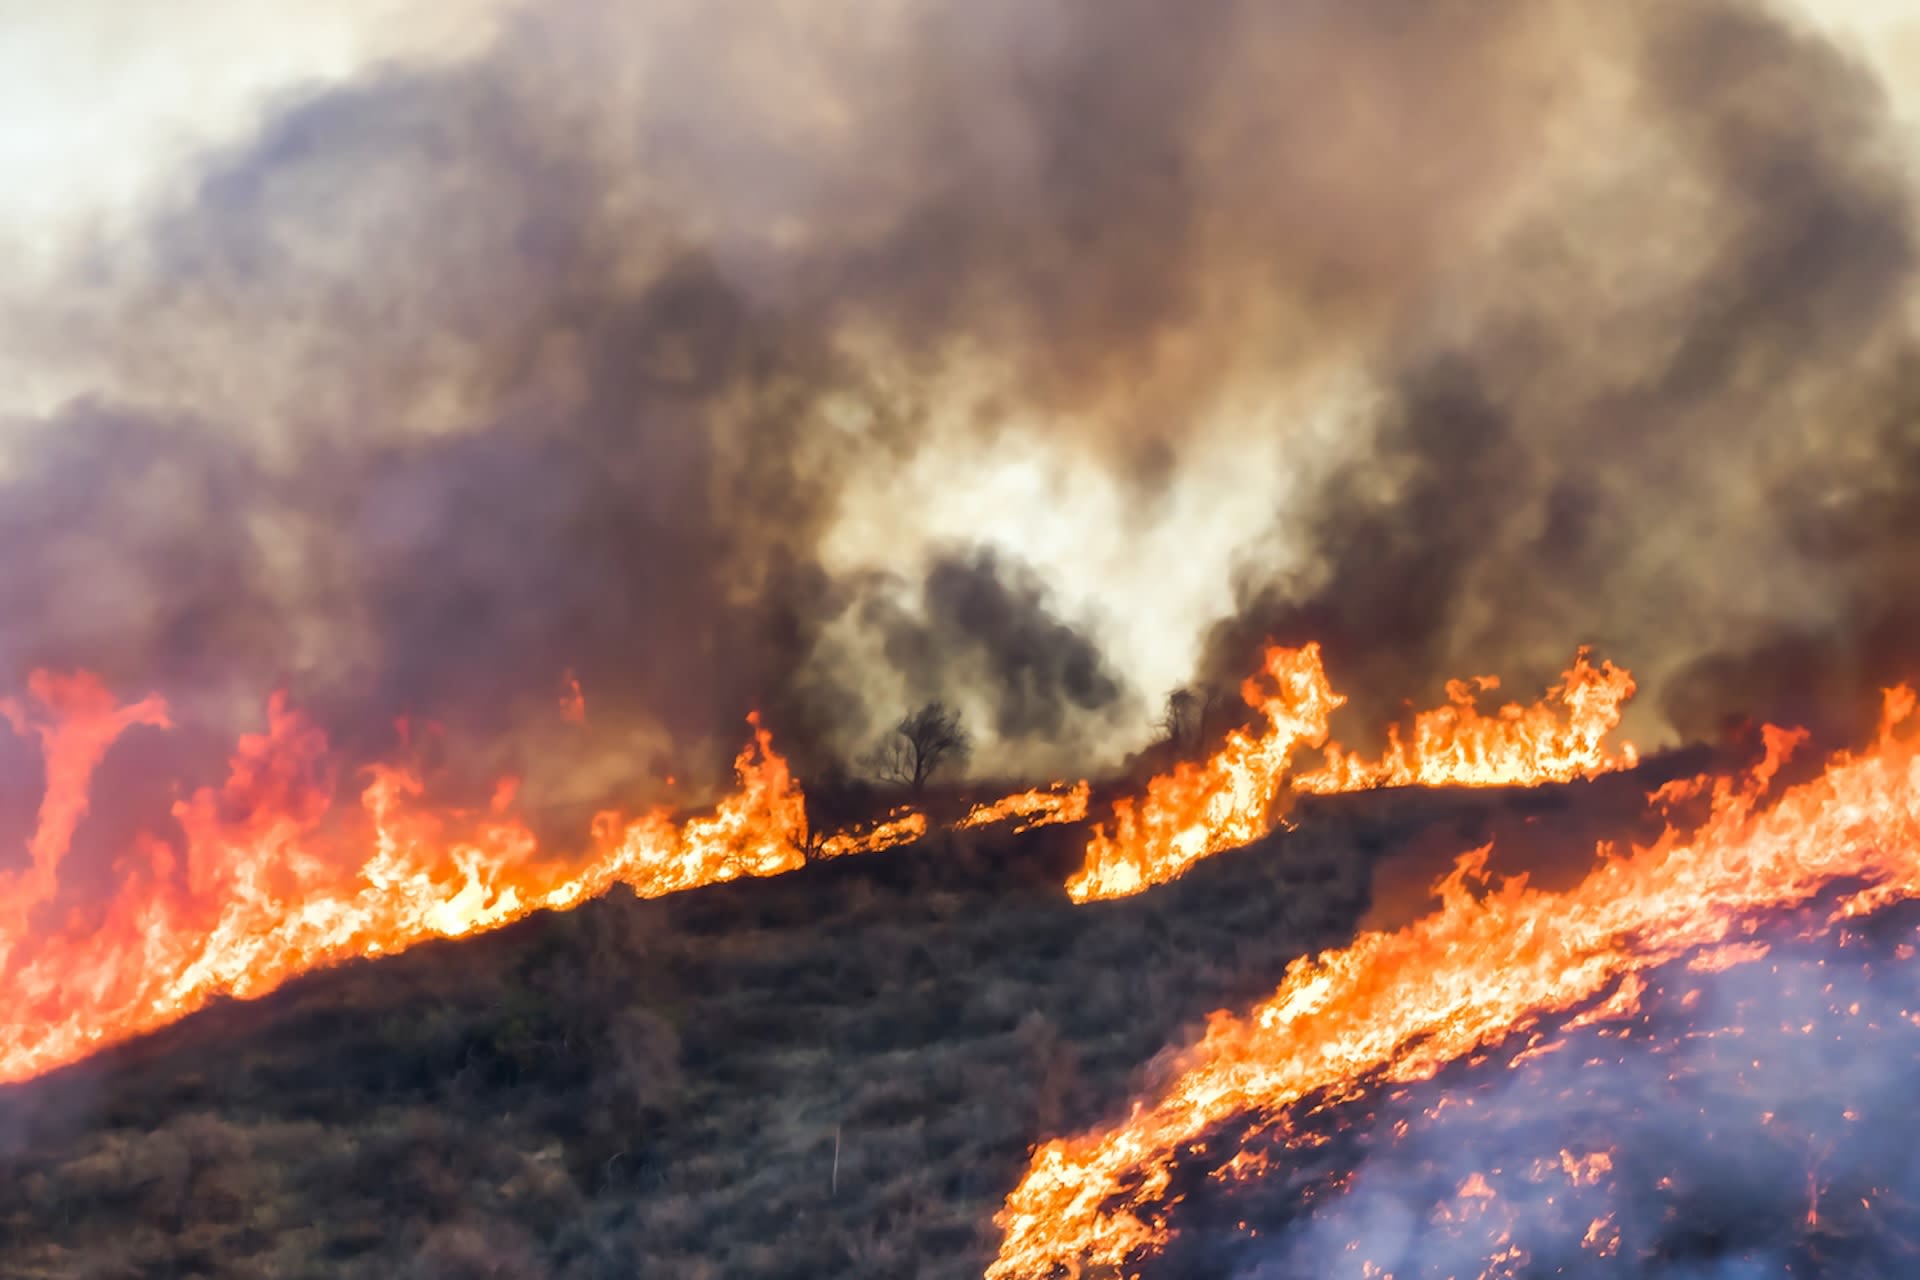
[1295,647,1639,793]
[1066,646,1637,904]
[0,671,1128,1083]
[989,693,1920,1278]
[960,781,1092,833]
[1065,645,1345,903]
[0,684,824,1085]
[817,809,931,860]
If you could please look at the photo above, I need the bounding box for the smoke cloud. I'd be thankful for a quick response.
[1199,0,1920,747]
[863,548,1134,751]
[0,0,1914,833]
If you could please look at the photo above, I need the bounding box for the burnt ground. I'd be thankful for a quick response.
[0,761,1704,1280]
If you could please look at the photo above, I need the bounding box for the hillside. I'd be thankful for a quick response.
[0,768,1690,1280]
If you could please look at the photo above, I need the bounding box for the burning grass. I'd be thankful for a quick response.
[1066,645,1640,904]
[0,674,1090,1087]
[1133,896,1920,1278]
[0,639,1631,1089]
[4,649,1913,1279]
[0,802,1390,1278]
[0,766,1702,1278]
[990,691,1920,1277]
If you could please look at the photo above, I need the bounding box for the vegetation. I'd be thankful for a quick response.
[0,774,1673,1279]
[862,701,973,796]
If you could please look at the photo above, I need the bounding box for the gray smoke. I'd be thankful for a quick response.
[0,0,1913,834]
[864,549,1133,744]
[1200,0,1920,747]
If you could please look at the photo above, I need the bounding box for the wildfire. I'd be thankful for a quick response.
[1295,648,1639,793]
[816,809,930,860]
[959,781,1092,833]
[0,672,171,975]
[1,662,1134,1085]
[988,691,1920,1278]
[1,678,859,1085]
[1065,644,1345,903]
[1066,646,1637,904]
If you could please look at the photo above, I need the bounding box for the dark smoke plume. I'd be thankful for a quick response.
[866,548,1133,746]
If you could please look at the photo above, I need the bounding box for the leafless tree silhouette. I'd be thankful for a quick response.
[1156,685,1228,761]
[863,701,972,795]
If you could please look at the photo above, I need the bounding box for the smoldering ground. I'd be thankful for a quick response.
[0,0,1916,839]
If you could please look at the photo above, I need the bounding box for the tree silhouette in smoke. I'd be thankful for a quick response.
[1157,685,1230,761]
[863,701,972,796]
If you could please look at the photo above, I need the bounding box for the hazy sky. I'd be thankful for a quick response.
[0,1,504,268]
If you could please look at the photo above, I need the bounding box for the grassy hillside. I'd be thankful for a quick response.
[0,769,1687,1280]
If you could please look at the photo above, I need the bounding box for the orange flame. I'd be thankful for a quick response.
[1065,645,1344,903]
[817,809,930,860]
[0,682,851,1084]
[959,781,1092,833]
[0,672,172,974]
[989,690,1920,1278]
[1296,648,1639,793]
[0,668,1134,1082]
[1067,646,1638,903]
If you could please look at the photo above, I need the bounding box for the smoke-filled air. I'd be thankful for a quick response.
[3,1,1920,1277]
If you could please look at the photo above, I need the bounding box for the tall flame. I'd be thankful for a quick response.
[0,664,1159,1083]
[0,672,171,975]
[1068,647,1638,903]
[989,692,1920,1278]
[1065,645,1344,903]
[1295,648,1639,793]
[0,684,822,1085]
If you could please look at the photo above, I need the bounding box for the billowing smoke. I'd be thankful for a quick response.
[1199,0,1920,748]
[0,0,1915,828]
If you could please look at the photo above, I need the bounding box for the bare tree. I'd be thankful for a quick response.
[862,701,972,795]
[1156,684,1227,760]
[1159,687,1199,753]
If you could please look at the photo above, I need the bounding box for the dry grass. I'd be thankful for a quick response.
[0,774,1673,1279]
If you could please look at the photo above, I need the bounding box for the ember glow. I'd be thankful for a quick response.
[1295,648,1640,793]
[559,669,586,724]
[959,781,1092,833]
[0,674,899,1085]
[990,690,1920,1278]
